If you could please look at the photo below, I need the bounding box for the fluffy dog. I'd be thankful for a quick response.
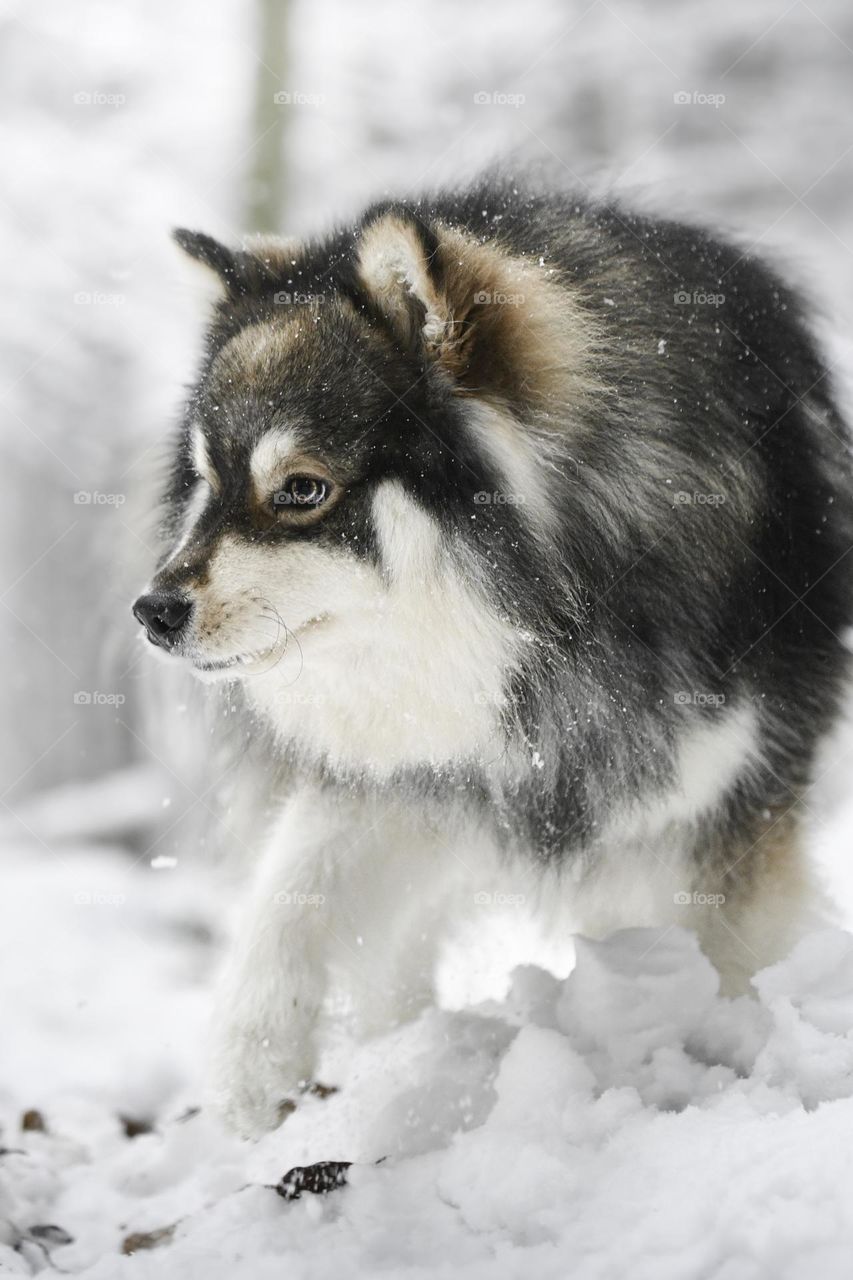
[134,180,853,1134]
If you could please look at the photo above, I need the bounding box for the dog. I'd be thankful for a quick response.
[133,179,853,1136]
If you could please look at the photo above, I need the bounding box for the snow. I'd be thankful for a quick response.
[4,788,853,1278]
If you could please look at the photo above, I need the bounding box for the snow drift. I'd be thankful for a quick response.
[3,837,853,1278]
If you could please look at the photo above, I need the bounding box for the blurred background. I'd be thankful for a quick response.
[2,0,853,1117]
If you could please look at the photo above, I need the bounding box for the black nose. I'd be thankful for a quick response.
[132,592,193,650]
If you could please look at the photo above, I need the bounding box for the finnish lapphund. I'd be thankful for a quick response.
[133,180,853,1135]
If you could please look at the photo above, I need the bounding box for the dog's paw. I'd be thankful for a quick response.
[208,1017,315,1139]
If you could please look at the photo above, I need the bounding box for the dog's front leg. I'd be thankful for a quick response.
[207,788,480,1135]
[207,789,350,1137]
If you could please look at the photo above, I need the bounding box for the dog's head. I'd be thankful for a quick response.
[133,204,600,773]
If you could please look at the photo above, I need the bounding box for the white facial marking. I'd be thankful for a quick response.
[372,475,444,584]
[249,427,301,497]
[251,477,516,774]
[191,426,220,493]
[173,477,211,554]
[180,479,521,776]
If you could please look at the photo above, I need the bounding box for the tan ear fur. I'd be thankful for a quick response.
[357,212,604,417]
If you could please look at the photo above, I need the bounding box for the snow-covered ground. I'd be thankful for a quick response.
[6,0,853,1274]
[5,768,853,1278]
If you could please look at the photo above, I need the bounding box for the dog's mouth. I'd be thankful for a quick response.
[188,613,329,680]
[190,644,286,679]
[192,653,257,673]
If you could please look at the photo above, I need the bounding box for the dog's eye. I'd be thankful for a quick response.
[272,475,329,511]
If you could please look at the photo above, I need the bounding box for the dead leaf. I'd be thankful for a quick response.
[122,1224,176,1255]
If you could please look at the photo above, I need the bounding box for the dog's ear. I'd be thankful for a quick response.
[354,207,507,386]
[172,229,301,305]
[355,210,448,352]
[173,228,241,279]
[355,208,596,413]
[172,229,250,304]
